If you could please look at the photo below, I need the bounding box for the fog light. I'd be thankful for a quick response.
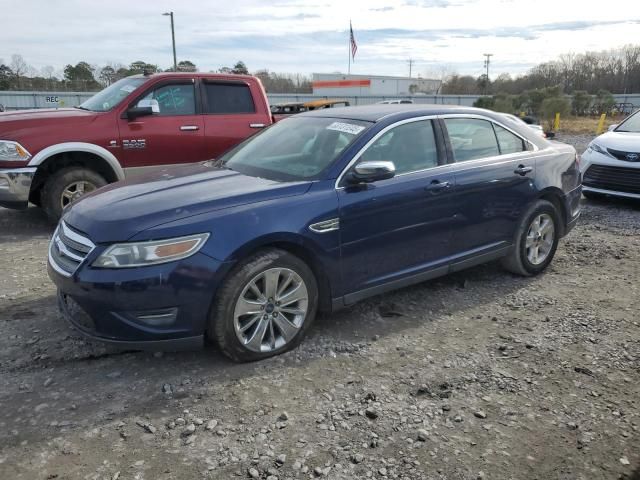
[130,308,179,326]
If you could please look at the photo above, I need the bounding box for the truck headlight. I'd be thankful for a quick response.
[93,233,210,268]
[0,140,32,161]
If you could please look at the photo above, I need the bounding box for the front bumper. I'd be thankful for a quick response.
[0,167,36,209]
[48,251,229,351]
[580,149,640,198]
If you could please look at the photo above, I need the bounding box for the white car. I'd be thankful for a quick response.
[581,109,640,200]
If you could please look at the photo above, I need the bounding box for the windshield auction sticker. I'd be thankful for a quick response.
[326,122,366,135]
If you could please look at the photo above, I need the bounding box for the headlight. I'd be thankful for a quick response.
[586,142,611,157]
[92,233,210,268]
[0,140,32,161]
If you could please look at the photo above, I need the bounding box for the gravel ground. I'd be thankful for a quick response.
[1,135,639,480]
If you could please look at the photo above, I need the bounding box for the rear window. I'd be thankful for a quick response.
[494,124,526,154]
[204,82,256,114]
[445,118,499,162]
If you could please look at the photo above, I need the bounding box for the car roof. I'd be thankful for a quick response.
[297,104,506,123]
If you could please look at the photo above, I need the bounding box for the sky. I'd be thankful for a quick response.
[1,0,639,80]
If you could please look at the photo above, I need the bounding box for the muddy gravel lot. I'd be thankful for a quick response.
[1,135,639,480]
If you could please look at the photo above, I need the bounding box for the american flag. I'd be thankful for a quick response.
[350,21,358,59]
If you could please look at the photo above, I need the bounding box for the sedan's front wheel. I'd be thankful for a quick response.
[209,249,318,362]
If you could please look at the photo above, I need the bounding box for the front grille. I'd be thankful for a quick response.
[49,221,95,276]
[606,147,640,162]
[583,164,640,194]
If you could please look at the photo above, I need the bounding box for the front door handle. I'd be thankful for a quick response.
[180,125,199,131]
[425,180,451,193]
[250,123,266,129]
[514,165,533,176]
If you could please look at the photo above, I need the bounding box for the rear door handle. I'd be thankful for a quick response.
[180,125,199,131]
[250,123,266,129]
[425,180,451,193]
[514,165,533,176]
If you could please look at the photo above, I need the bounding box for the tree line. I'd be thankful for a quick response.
[441,44,640,96]
[0,55,312,94]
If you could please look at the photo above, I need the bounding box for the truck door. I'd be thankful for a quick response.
[200,80,271,160]
[117,78,205,172]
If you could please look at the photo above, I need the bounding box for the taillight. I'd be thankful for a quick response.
[575,152,580,167]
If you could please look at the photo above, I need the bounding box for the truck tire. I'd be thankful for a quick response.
[208,248,319,362]
[501,199,560,277]
[42,167,107,223]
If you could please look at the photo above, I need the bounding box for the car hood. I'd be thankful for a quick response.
[63,163,312,243]
[593,131,640,151]
[0,108,100,141]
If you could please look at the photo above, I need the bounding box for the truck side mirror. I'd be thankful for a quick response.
[127,99,160,120]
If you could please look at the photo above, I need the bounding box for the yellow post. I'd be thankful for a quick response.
[554,113,560,131]
[596,113,606,134]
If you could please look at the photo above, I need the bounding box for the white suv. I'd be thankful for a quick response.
[581,109,640,200]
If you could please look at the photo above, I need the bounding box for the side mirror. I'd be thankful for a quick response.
[608,124,618,132]
[346,161,396,184]
[127,99,160,120]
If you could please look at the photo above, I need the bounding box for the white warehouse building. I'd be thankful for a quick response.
[312,73,441,97]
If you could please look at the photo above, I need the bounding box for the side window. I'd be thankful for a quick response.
[494,123,526,154]
[204,82,256,114]
[138,84,196,116]
[445,118,499,162]
[359,120,438,175]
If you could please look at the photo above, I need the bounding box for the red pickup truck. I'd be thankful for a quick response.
[0,72,274,220]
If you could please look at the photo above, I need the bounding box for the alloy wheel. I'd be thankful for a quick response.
[61,181,97,208]
[525,213,555,265]
[233,268,309,353]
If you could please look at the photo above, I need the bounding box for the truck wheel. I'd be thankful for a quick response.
[501,199,560,277]
[209,248,319,362]
[42,167,107,222]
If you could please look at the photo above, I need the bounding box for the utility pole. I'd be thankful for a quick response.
[163,12,177,71]
[407,59,415,78]
[482,53,493,94]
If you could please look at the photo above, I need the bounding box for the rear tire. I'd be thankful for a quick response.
[208,249,319,362]
[501,199,560,276]
[42,167,106,223]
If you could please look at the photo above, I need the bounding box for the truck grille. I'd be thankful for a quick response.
[49,221,95,277]
[583,164,640,194]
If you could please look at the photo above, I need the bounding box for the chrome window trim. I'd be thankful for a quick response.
[335,115,440,189]
[440,113,540,154]
[335,113,541,190]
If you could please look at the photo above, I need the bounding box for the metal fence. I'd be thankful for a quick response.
[1,90,639,111]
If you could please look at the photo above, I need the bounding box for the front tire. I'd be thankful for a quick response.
[42,167,106,222]
[501,199,560,276]
[209,249,319,362]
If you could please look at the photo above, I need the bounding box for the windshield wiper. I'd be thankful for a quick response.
[74,105,91,111]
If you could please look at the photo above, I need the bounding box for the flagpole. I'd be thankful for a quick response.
[348,20,351,74]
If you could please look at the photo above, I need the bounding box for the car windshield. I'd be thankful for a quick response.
[78,77,149,112]
[222,117,372,181]
[615,110,640,133]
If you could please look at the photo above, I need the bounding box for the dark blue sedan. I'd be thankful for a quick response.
[48,105,582,361]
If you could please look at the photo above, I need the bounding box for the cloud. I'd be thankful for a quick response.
[1,0,639,78]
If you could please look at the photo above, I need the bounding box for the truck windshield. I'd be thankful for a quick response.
[222,117,372,181]
[78,77,149,112]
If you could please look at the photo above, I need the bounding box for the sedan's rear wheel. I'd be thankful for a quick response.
[501,199,560,276]
[210,249,318,362]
